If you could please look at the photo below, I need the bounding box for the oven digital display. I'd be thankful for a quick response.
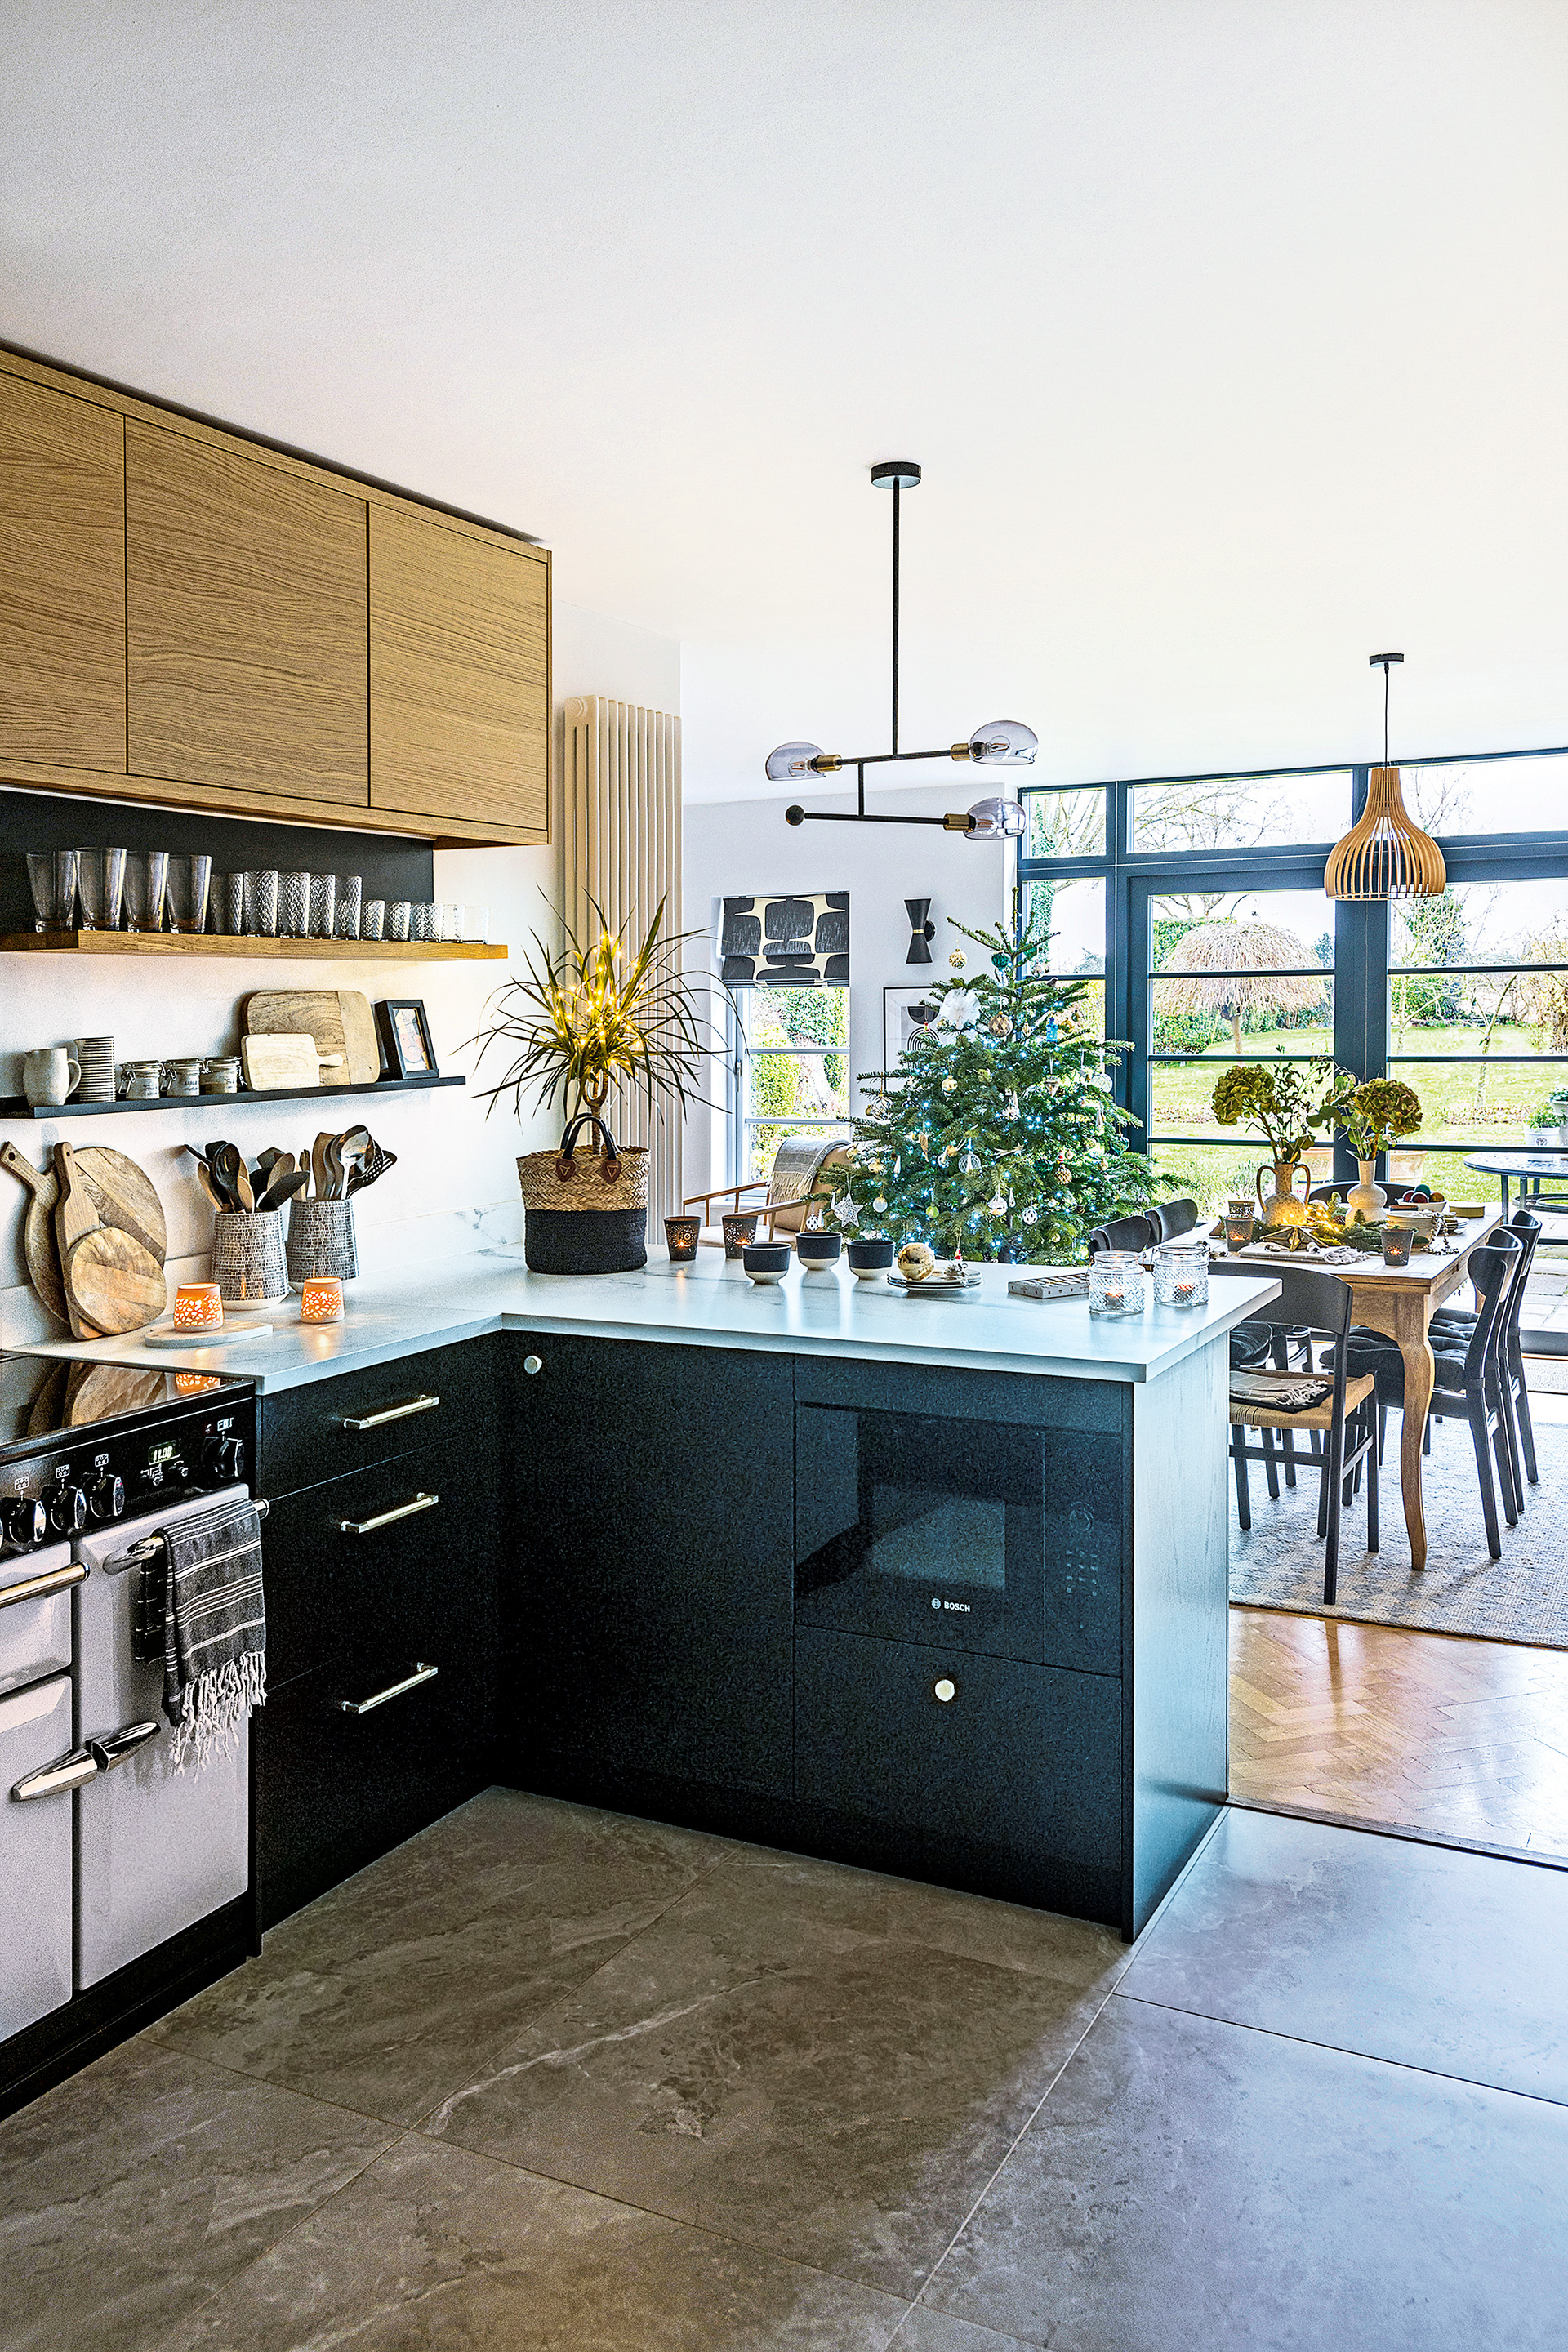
[147,1440,180,1467]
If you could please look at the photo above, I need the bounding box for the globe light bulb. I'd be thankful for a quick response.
[765,741,825,782]
[964,796,1027,841]
[969,719,1038,766]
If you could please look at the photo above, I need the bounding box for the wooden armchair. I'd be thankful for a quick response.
[684,1137,852,1239]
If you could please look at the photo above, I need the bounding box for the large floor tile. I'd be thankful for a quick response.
[164,2134,912,2350]
[0,2038,396,2352]
[425,1846,1125,2299]
[1121,1806,1568,2100]
[921,1998,1568,2350]
[153,1787,731,2126]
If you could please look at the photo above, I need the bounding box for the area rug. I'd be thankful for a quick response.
[1229,1414,1568,1649]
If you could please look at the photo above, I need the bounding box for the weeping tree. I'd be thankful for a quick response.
[1156,920,1325,1058]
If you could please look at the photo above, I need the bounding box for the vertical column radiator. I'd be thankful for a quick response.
[561,696,684,1227]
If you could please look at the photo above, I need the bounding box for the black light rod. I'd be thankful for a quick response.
[813,744,967,771]
[891,479,901,755]
[786,808,951,826]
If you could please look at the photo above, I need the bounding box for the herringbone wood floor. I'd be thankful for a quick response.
[1230,1606,1568,1855]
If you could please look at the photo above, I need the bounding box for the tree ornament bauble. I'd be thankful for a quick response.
[948,949,966,969]
[871,1195,888,1214]
[941,1076,956,1094]
[990,1014,1010,1036]
[1022,1205,1039,1224]
[988,1193,1007,1214]
[960,1146,982,1173]
[991,951,1008,970]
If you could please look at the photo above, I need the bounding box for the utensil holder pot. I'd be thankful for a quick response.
[211,1209,289,1304]
[287,1196,360,1282]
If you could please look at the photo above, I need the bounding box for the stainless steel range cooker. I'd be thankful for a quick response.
[0,1354,260,2092]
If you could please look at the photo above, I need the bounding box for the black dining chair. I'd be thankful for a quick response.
[1148,1196,1200,1244]
[1429,1209,1541,1499]
[1085,1213,1156,1255]
[1346,1236,1521,1561]
[1227,1264,1379,1605]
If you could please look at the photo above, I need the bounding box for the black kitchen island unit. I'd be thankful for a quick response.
[21,1250,1278,1950]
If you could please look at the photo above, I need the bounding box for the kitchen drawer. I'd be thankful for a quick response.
[0,1542,76,1699]
[795,1356,1126,1434]
[258,1335,501,1499]
[794,1628,1122,1888]
[254,1647,484,1929]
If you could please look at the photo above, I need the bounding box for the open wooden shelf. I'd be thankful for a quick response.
[0,932,506,960]
[0,1075,466,1120]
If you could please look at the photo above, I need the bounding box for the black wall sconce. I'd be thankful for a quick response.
[906,898,937,964]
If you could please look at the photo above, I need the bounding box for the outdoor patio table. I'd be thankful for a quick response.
[1220,1211,1503,1572]
[1463,1152,1568,1218]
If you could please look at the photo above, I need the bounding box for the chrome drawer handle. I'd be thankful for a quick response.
[334,1662,439,1715]
[13,1746,99,1801]
[341,1393,440,1431]
[0,1561,87,1610]
[88,1720,160,1771]
[338,1491,439,1536]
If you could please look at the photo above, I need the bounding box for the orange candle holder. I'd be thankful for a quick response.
[299,1276,344,1325]
[172,1282,224,1332]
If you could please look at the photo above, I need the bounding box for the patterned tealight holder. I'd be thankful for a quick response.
[172,1282,224,1333]
[1382,1225,1414,1267]
[1223,1211,1254,1254]
[664,1215,701,1263]
[299,1276,344,1325]
[1089,1250,1146,1317]
[721,1211,759,1259]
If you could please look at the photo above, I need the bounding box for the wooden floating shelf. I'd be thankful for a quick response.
[0,1076,466,1120]
[0,932,506,960]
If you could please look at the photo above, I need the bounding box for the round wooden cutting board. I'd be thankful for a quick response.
[62,1227,167,1338]
[0,1143,168,1331]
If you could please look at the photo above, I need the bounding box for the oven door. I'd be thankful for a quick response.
[795,1405,1122,1670]
[1,1672,76,2037]
[73,1488,252,1990]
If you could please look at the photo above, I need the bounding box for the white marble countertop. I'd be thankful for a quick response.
[17,1246,1282,1395]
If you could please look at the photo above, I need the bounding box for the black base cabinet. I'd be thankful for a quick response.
[254,1336,501,1929]
[508,1335,795,1798]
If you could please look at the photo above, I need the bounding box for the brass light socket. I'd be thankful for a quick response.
[942,812,975,831]
[809,752,844,773]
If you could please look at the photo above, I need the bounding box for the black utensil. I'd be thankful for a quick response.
[257,1165,308,1214]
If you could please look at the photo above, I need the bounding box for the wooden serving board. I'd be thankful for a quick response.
[244,989,381,1085]
[63,1227,168,1337]
[0,1142,168,1332]
[240,1033,345,1092]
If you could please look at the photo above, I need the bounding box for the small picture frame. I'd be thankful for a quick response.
[882,985,942,1086]
[375,998,438,1080]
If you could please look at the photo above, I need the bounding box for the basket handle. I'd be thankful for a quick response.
[556,1113,622,1185]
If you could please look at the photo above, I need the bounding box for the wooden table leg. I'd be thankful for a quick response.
[1397,1321,1436,1573]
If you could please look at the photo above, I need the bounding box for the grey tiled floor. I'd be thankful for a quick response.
[5,1792,1568,2349]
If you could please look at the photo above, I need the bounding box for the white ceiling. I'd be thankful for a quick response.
[4,2,1566,802]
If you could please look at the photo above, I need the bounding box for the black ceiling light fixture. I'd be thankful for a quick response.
[770,461,1036,837]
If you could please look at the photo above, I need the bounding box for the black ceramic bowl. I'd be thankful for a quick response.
[742,1241,792,1285]
[845,1236,894,1278]
[795,1230,843,1266]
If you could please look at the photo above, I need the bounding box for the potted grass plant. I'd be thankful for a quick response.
[472,898,719,1273]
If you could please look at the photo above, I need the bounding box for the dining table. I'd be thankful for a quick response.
[1214,1210,1503,1572]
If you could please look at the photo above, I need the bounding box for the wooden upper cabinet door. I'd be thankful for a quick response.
[0,372,127,772]
[369,508,548,834]
[127,421,368,806]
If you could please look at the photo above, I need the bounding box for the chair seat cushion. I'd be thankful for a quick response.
[1345,1335,1471,1401]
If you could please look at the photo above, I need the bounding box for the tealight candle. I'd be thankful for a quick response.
[172,1282,224,1332]
[664,1215,702,1263]
[300,1276,344,1324]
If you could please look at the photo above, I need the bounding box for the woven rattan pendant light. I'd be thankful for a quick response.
[1324,654,1447,900]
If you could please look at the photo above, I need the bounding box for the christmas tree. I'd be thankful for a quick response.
[824,904,1157,1263]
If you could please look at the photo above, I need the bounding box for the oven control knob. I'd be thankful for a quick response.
[203,1435,246,1484]
[49,1484,89,1535]
[88,1473,126,1522]
[2,1497,48,1550]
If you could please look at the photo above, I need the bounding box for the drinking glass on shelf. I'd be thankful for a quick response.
[335,875,363,938]
[436,902,459,942]
[412,902,439,943]
[214,871,245,935]
[309,873,336,938]
[166,853,211,934]
[243,869,278,937]
[26,849,78,932]
[123,850,168,933]
[459,903,489,942]
[361,899,385,941]
[279,871,312,938]
[75,848,127,930]
[388,901,412,942]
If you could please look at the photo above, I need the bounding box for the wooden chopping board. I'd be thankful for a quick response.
[62,1361,170,1426]
[64,1227,168,1337]
[244,989,381,1086]
[240,1033,346,1092]
[0,1141,168,1333]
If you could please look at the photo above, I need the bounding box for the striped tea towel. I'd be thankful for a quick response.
[158,1498,267,1771]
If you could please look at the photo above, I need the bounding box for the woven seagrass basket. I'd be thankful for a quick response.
[517,1113,648,1274]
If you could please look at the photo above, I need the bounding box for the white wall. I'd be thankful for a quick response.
[0,600,679,1344]
[681,780,1008,1201]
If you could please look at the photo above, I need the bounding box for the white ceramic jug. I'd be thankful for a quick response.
[22,1047,81,1107]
